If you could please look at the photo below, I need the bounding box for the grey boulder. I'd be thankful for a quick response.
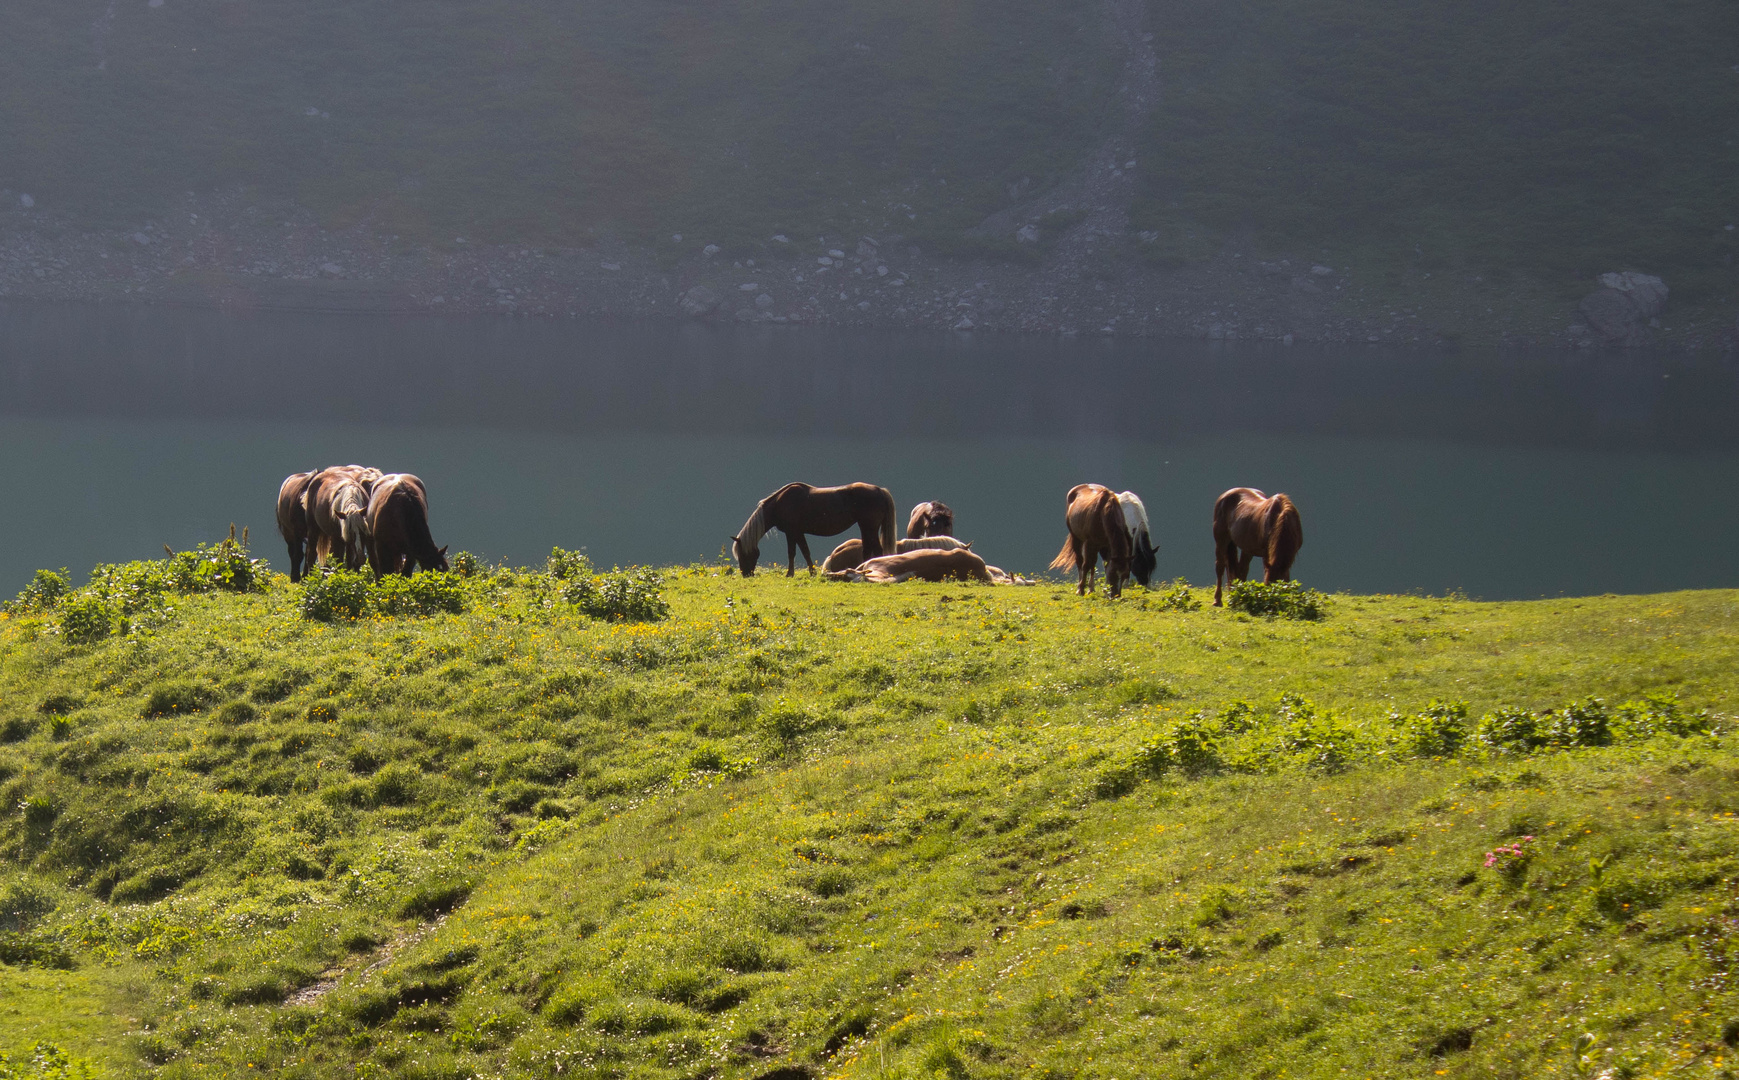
[680,285,719,317]
[1578,272,1667,344]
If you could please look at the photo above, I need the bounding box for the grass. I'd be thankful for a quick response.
[0,546,1736,1078]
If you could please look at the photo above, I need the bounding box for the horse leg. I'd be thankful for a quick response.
[287,539,303,584]
[1235,549,1254,585]
[1081,542,1098,595]
[786,533,799,577]
[796,535,816,575]
[1214,540,1227,605]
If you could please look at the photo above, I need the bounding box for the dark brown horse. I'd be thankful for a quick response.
[276,471,316,582]
[905,501,955,538]
[1050,484,1133,597]
[732,482,897,576]
[1212,487,1303,605]
[365,473,449,578]
[305,465,383,572]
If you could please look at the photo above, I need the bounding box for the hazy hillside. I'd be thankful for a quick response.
[0,0,1734,338]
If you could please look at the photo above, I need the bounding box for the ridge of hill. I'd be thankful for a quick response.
[0,0,1735,346]
[1,548,1736,1078]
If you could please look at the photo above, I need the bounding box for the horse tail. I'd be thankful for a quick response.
[1269,494,1303,571]
[1049,535,1079,572]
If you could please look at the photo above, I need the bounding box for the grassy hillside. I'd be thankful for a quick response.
[1,546,1736,1079]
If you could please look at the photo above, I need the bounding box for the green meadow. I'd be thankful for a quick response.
[1,547,1736,1079]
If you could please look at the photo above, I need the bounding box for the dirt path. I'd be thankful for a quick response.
[283,915,447,1009]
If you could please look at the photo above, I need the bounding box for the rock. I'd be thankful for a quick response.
[599,262,621,271]
[952,316,974,330]
[771,235,790,244]
[754,293,773,310]
[737,283,757,291]
[827,249,845,258]
[1597,271,1667,317]
[1208,322,1225,339]
[703,244,720,257]
[1310,265,1334,276]
[1015,224,1040,244]
[18,194,33,209]
[319,262,344,277]
[735,307,758,322]
[671,234,682,242]
[1578,272,1667,344]
[133,232,151,246]
[679,285,719,317]
[817,256,833,266]
[856,238,878,257]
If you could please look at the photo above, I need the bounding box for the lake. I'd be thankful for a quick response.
[2,301,1736,599]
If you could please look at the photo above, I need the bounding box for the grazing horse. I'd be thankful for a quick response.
[1049,484,1133,597]
[1212,487,1303,605]
[276,471,317,582]
[821,535,970,574]
[365,474,449,578]
[905,501,955,538]
[826,547,995,584]
[305,467,376,571]
[732,483,897,577]
[1116,491,1158,588]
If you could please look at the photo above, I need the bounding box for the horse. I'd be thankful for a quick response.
[820,535,970,574]
[1049,484,1133,597]
[1212,487,1303,605]
[276,471,317,582]
[905,501,955,538]
[1116,490,1158,588]
[365,473,449,579]
[731,482,897,577]
[305,467,377,571]
[826,547,995,584]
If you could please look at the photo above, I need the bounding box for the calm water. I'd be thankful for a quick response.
[2,302,1736,599]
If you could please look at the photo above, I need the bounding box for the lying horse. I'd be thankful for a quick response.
[820,535,969,574]
[1117,490,1158,588]
[732,482,897,576]
[305,466,377,571]
[906,501,955,538]
[1050,483,1133,597]
[276,471,317,582]
[366,473,449,579]
[826,547,994,584]
[1212,487,1303,605]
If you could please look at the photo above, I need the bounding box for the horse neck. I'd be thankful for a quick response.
[737,504,769,556]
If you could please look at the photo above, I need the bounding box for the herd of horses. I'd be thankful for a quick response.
[276,465,449,582]
[274,468,1302,605]
[730,481,1303,604]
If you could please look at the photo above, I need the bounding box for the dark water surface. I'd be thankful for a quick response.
[2,302,1736,598]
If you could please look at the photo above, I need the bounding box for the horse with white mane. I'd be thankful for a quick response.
[732,482,898,577]
[305,465,382,572]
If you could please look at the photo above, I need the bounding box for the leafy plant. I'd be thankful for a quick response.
[373,572,465,617]
[298,569,372,622]
[57,595,117,645]
[1477,706,1548,752]
[1148,578,1203,612]
[1546,699,1614,748]
[1226,580,1327,620]
[1405,700,1469,757]
[7,569,69,613]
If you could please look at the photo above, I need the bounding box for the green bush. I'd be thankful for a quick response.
[546,547,594,581]
[299,569,372,622]
[1546,699,1613,748]
[1226,580,1328,620]
[166,534,268,594]
[7,569,69,613]
[1617,692,1712,738]
[1405,700,1469,757]
[57,595,116,645]
[0,1041,96,1080]
[373,572,465,617]
[1478,706,1548,752]
[1148,578,1203,612]
[568,567,670,623]
[449,550,481,578]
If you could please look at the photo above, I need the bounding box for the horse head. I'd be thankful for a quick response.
[429,545,450,573]
[731,534,759,577]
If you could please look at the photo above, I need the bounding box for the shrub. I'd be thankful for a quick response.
[166,532,268,594]
[1618,692,1712,737]
[574,567,670,623]
[8,569,69,612]
[299,569,371,622]
[760,702,817,742]
[449,550,481,578]
[1273,697,1360,772]
[1547,699,1613,748]
[57,595,116,645]
[1478,706,1548,751]
[1148,577,1202,611]
[546,547,593,581]
[373,572,465,617]
[1405,700,1469,757]
[1226,580,1328,620]
[0,1041,95,1080]
[1165,713,1224,773]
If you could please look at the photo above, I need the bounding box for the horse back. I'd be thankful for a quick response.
[276,471,313,542]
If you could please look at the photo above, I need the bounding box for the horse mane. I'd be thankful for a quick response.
[1103,493,1132,562]
[735,502,769,559]
[877,487,897,558]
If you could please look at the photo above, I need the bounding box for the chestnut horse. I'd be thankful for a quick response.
[821,535,970,574]
[276,471,316,582]
[1049,484,1133,597]
[826,547,994,584]
[1212,487,1303,605]
[905,501,955,538]
[305,465,382,571]
[732,482,897,577]
[366,474,449,578]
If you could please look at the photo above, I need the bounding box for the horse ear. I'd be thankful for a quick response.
[438,545,448,556]
[962,541,973,550]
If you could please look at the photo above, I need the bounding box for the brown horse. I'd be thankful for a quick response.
[1212,487,1303,605]
[905,501,955,538]
[821,535,970,574]
[826,547,995,584]
[1049,484,1133,597]
[305,466,381,571]
[732,482,897,577]
[276,471,317,582]
[365,474,449,578]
